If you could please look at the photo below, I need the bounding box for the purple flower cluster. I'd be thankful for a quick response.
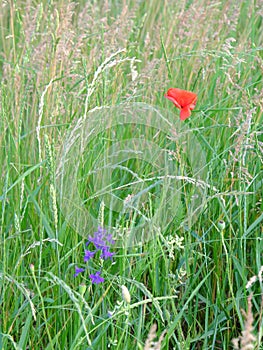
[74,226,115,284]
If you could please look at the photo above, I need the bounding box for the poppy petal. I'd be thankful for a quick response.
[164,93,181,109]
[170,88,196,107]
[189,102,197,110]
[180,107,191,120]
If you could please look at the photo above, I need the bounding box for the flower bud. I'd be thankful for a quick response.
[79,283,87,297]
[121,285,131,304]
[218,220,226,231]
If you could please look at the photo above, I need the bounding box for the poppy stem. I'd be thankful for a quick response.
[160,35,172,80]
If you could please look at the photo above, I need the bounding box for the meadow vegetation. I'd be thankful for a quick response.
[0,0,263,349]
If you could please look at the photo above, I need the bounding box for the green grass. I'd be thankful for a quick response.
[0,0,263,349]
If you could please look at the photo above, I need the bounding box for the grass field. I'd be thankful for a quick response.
[0,0,263,349]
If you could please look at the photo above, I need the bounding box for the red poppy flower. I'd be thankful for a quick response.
[164,88,197,120]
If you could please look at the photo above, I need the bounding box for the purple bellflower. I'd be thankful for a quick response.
[74,226,115,284]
